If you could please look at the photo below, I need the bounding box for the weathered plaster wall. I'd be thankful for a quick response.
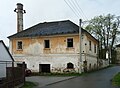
[13,54,79,73]
[11,35,80,55]
[10,33,98,73]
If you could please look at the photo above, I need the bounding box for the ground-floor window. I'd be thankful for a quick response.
[67,62,74,69]
[39,64,50,73]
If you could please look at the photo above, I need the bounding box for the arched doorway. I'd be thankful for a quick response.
[67,62,74,69]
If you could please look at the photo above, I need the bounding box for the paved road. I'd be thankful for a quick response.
[26,76,75,88]
[40,66,120,88]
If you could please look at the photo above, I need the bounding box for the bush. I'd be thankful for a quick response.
[112,72,120,86]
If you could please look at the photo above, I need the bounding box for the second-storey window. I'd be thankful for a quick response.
[89,41,91,51]
[94,44,96,53]
[17,41,23,50]
[44,40,50,48]
[67,38,73,48]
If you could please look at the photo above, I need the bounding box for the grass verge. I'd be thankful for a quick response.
[112,72,120,87]
[20,81,37,88]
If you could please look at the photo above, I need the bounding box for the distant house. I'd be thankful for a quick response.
[116,44,120,64]
[8,20,98,73]
[0,40,14,78]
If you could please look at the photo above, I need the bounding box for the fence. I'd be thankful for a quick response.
[0,61,25,88]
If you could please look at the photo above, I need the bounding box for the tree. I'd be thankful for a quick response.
[85,14,120,63]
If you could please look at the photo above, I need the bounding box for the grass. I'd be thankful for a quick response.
[20,81,37,88]
[112,72,120,87]
[31,72,83,76]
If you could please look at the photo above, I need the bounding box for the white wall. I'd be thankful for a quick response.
[14,54,80,73]
[0,42,13,77]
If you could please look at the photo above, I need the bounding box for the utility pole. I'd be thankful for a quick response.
[79,19,82,73]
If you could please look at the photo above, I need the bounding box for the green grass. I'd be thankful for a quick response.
[112,72,120,86]
[20,81,37,88]
[31,72,83,76]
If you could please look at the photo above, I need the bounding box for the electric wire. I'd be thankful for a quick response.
[64,0,88,22]
[74,0,88,21]
[64,0,80,18]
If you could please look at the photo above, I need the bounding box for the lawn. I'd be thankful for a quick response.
[20,81,37,88]
[112,72,120,86]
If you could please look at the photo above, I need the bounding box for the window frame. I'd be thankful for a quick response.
[17,40,23,50]
[67,38,74,48]
[94,44,96,53]
[44,40,50,49]
[89,41,92,51]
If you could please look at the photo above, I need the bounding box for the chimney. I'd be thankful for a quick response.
[14,3,26,33]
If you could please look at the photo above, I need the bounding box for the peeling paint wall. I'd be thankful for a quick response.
[10,34,98,73]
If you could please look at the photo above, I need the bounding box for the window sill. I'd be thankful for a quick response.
[66,47,74,50]
[17,49,23,51]
[44,48,51,50]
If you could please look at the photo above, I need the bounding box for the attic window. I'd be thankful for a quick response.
[67,38,73,48]
[44,40,50,48]
[17,41,23,50]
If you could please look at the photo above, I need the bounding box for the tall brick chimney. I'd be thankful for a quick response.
[14,3,26,33]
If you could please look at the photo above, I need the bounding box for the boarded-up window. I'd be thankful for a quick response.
[44,40,50,48]
[17,41,23,50]
[67,38,73,48]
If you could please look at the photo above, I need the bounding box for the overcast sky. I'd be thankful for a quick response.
[0,0,120,46]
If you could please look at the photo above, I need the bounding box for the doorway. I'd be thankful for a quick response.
[39,64,50,73]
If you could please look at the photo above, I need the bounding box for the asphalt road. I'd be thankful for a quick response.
[41,66,120,88]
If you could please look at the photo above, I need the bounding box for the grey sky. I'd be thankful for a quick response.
[0,0,120,45]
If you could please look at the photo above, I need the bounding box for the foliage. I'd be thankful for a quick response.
[85,14,120,61]
[112,72,120,86]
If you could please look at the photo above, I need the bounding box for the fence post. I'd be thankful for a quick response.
[12,61,15,88]
[22,62,25,85]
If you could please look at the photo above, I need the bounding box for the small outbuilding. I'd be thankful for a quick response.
[0,40,14,78]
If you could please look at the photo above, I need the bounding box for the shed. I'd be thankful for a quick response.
[0,40,14,78]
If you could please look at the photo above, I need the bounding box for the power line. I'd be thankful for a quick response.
[70,0,86,20]
[64,0,88,21]
[64,0,80,18]
[67,0,81,17]
[74,0,88,20]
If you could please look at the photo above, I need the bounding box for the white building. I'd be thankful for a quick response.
[0,40,14,78]
[8,20,98,73]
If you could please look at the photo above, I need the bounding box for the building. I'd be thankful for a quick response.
[116,44,120,64]
[8,20,98,73]
[0,40,14,78]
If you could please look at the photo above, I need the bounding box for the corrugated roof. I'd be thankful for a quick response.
[8,20,81,38]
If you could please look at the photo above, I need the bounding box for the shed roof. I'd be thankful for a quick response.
[0,40,14,61]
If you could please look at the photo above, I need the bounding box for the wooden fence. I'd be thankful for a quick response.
[0,61,25,88]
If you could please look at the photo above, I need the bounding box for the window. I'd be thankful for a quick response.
[67,63,74,69]
[89,41,91,51]
[17,41,23,50]
[94,44,96,53]
[44,40,50,48]
[67,38,73,48]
